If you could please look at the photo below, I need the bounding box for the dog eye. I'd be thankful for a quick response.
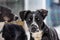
[29,19,31,21]
[28,19,31,21]
[35,17,40,21]
[37,18,40,21]
[28,17,32,22]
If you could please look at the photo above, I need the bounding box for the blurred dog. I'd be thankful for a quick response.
[0,6,18,29]
[0,6,18,22]
[2,24,27,40]
[19,9,59,40]
[0,6,18,32]
[0,6,18,40]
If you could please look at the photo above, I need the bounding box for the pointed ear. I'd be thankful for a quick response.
[37,9,48,19]
[19,10,31,21]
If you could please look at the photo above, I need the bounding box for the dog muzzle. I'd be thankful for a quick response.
[29,24,39,33]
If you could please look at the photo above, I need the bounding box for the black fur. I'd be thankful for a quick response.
[2,24,27,40]
[19,10,31,21]
[37,9,48,19]
[41,23,59,40]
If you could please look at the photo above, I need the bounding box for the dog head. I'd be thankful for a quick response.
[1,13,18,22]
[19,9,48,33]
[0,6,18,22]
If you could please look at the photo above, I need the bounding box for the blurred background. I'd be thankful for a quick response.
[0,0,60,39]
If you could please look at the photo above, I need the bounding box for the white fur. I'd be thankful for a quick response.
[0,22,5,40]
[31,14,43,40]
[32,30,43,40]
[0,33,4,40]
[0,22,5,32]
[31,14,39,28]
[23,21,30,40]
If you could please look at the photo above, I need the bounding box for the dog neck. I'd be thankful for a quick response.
[32,31,43,40]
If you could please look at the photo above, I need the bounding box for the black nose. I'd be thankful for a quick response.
[15,16,18,21]
[30,24,39,32]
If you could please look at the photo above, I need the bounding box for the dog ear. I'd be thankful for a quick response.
[19,10,31,21]
[37,9,48,19]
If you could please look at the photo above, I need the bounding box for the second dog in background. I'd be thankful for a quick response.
[0,6,18,22]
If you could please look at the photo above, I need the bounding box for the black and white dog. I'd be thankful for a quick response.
[19,9,59,40]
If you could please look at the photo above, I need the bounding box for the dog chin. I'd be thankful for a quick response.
[32,30,43,40]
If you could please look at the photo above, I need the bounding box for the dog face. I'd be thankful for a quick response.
[0,6,18,22]
[19,9,48,33]
[0,6,10,22]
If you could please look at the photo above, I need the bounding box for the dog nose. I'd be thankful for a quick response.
[31,24,39,32]
[15,16,18,21]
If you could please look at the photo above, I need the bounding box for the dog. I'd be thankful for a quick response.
[19,9,59,40]
[0,6,18,32]
[0,6,18,40]
[0,6,18,31]
[0,6,18,22]
[2,24,27,40]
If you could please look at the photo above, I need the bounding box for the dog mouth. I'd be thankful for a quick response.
[29,24,39,33]
[30,27,39,33]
